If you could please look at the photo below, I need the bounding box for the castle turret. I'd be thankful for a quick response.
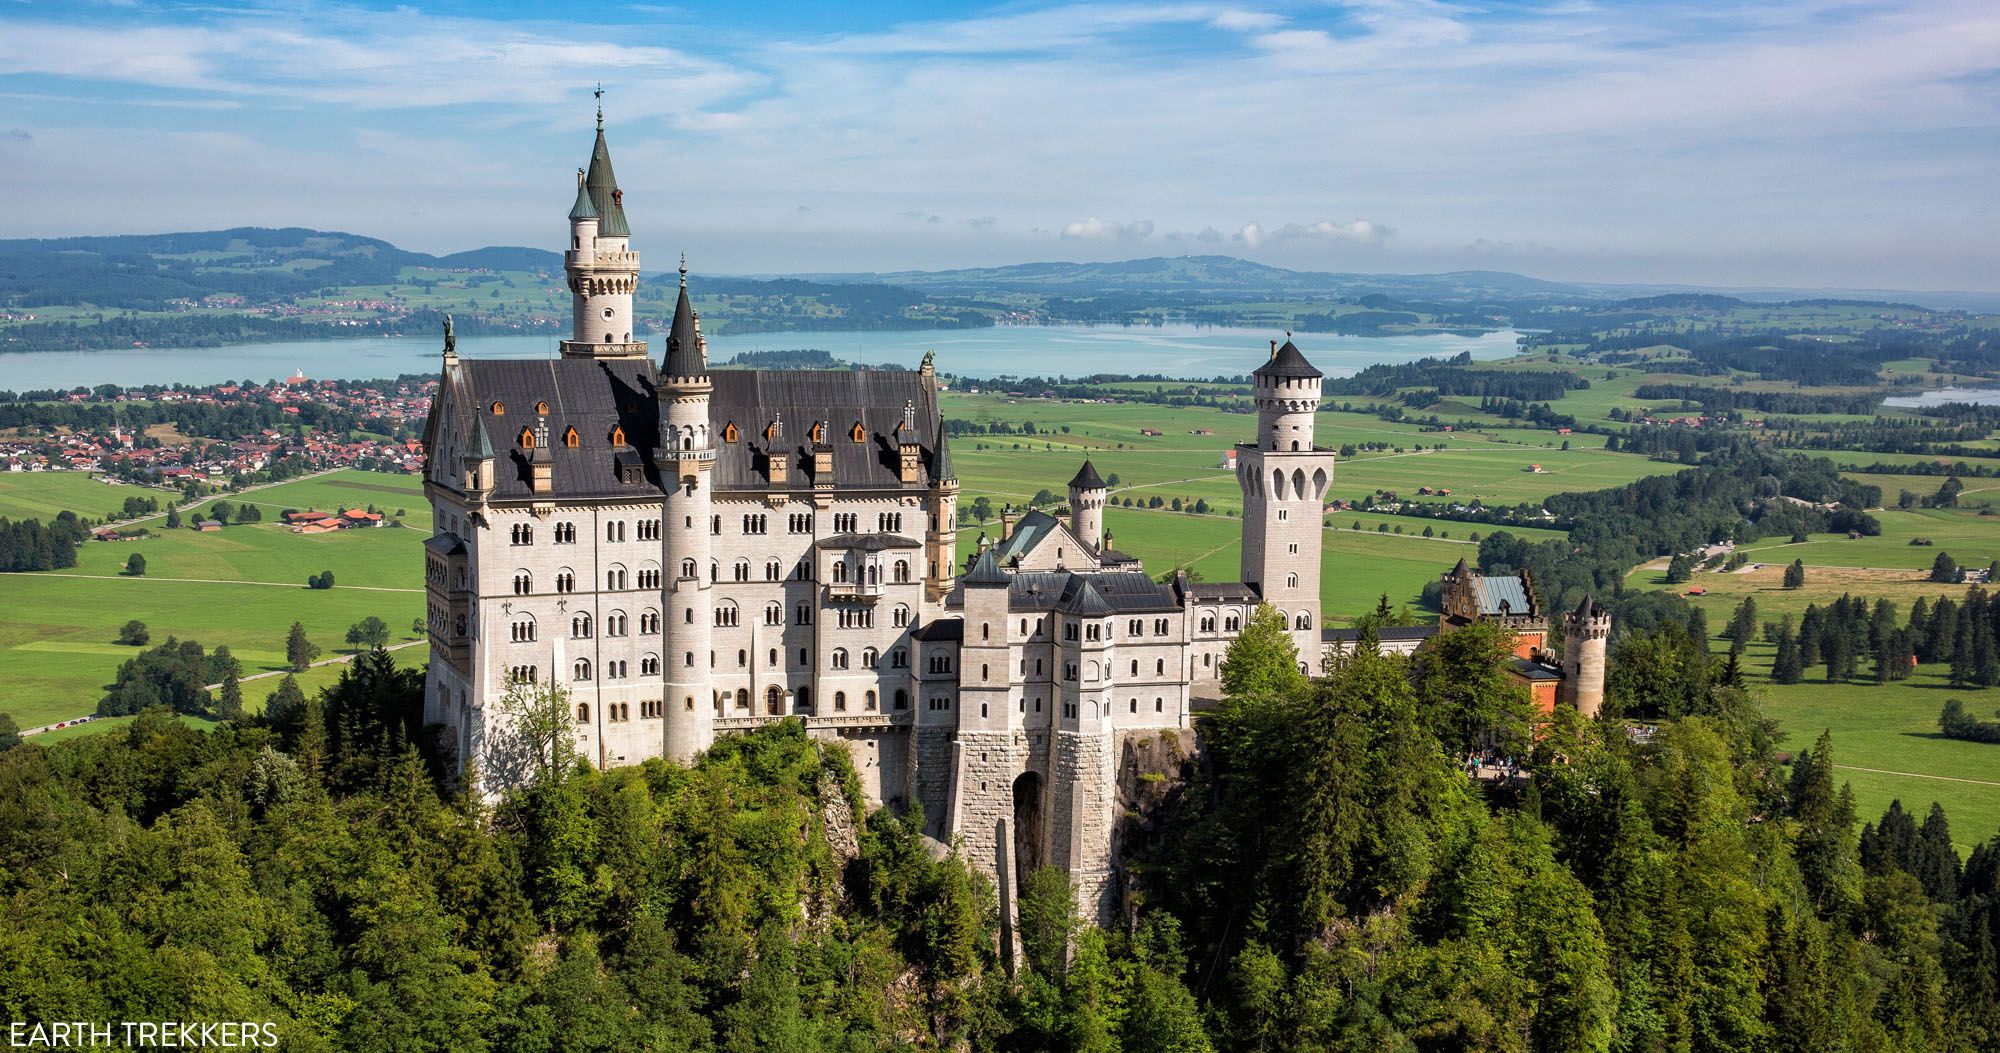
[1068,459,1106,552]
[562,104,645,360]
[926,417,958,602]
[1236,336,1333,655]
[1559,595,1611,718]
[659,264,716,762]
[462,416,494,499]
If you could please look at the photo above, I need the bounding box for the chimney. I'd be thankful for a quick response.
[1000,504,1019,540]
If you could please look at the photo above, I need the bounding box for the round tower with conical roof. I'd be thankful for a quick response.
[562,104,646,359]
[659,263,716,762]
[1236,336,1335,657]
[1067,459,1107,552]
[1559,596,1611,718]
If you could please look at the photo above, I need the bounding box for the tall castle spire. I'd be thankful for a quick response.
[562,94,644,359]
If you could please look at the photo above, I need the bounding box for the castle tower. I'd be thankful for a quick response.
[1558,596,1611,718]
[659,265,716,761]
[1236,337,1334,655]
[926,417,959,603]
[949,548,1024,885]
[1068,459,1106,552]
[1049,580,1119,924]
[562,102,646,360]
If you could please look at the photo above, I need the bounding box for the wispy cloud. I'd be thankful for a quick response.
[0,0,1997,290]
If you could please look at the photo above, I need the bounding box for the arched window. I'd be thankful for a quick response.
[893,604,911,627]
[536,401,549,415]
[765,559,781,581]
[733,558,751,582]
[1296,612,1313,630]
[572,613,592,638]
[832,560,848,583]
[834,691,848,711]
[573,659,591,681]
[680,558,697,578]
[736,688,750,710]
[832,648,849,670]
[490,401,505,415]
[765,602,783,626]
[513,571,532,595]
[767,686,784,714]
[576,703,590,723]
[862,647,878,668]
[1286,572,1299,589]
[894,689,908,710]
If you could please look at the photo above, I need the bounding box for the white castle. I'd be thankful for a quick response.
[420,114,1603,922]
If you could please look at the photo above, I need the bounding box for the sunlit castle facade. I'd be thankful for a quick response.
[419,112,1609,924]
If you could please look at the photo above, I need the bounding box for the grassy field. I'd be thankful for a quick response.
[0,471,166,522]
[0,470,429,729]
[1733,508,2000,572]
[1625,560,2000,851]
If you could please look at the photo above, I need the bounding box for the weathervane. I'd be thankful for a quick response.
[594,83,604,129]
[679,252,688,287]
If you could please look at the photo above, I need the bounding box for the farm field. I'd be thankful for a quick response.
[0,471,165,522]
[1625,560,2000,852]
[0,470,430,729]
[1733,507,2000,572]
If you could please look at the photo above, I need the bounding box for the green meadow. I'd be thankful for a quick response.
[0,471,166,522]
[1627,559,2000,851]
[0,470,429,729]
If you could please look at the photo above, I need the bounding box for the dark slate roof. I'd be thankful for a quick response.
[1452,556,1470,578]
[963,548,1009,587]
[1188,581,1261,603]
[453,357,662,500]
[1255,338,1322,380]
[584,128,629,237]
[1061,579,1114,617]
[466,415,493,459]
[1068,459,1105,491]
[934,420,955,482]
[1572,594,1604,619]
[816,532,921,551]
[912,617,965,641]
[664,281,702,378]
[424,532,467,557]
[950,570,1179,614]
[1507,657,1563,681]
[1322,625,1439,643]
[708,370,942,493]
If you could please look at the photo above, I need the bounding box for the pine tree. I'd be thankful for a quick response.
[1726,597,1758,653]
[1915,804,1959,902]
[285,621,319,673]
[1926,598,1958,664]
[1798,605,1824,667]
[1772,624,1804,684]
[1665,553,1694,584]
[1784,559,1806,588]
[1931,551,1960,583]
[165,505,181,529]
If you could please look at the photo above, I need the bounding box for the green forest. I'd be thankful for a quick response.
[2,609,1998,1052]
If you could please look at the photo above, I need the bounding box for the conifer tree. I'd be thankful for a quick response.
[285,621,319,672]
[1784,559,1806,588]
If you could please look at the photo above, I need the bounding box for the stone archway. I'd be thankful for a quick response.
[1012,770,1045,891]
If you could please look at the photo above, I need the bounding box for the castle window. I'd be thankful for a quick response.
[834,691,847,711]
[736,688,750,710]
[511,524,533,545]
[490,402,505,415]
[723,422,739,443]
[536,401,550,415]
[866,690,877,711]
[765,602,783,626]
[563,426,580,448]
[555,570,575,593]
[863,647,878,669]
[513,571,532,595]
[572,613,592,638]
[733,559,751,582]
[641,609,659,634]
[893,604,911,628]
[1225,614,1241,632]
[1286,572,1298,588]
[810,421,826,444]
[641,655,660,675]
[1156,658,1165,674]
[576,703,590,723]
[1156,697,1165,712]
[891,648,908,668]
[765,559,781,581]
[518,427,535,449]
[768,686,784,714]
[850,421,866,442]
[1296,613,1313,630]
[894,559,910,583]
[894,690,908,710]
[610,425,626,446]
[832,648,849,670]
[573,660,591,681]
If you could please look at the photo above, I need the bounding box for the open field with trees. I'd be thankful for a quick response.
[0,470,164,521]
[0,470,427,729]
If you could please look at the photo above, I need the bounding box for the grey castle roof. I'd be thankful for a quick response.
[991,508,1065,565]
[1069,459,1105,491]
[1472,573,1533,617]
[466,414,493,460]
[1255,338,1322,380]
[664,282,702,378]
[816,532,922,551]
[934,420,955,482]
[583,127,629,237]
[433,360,946,500]
[951,569,1180,614]
[963,548,1009,587]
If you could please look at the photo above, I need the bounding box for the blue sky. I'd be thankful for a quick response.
[2,1,1998,291]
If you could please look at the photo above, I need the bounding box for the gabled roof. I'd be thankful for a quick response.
[1254,338,1322,380]
[992,508,1071,564]
[1068,459,1105,491]
[816,532,922,551]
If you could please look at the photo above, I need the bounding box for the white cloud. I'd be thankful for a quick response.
[1061,217,1155,240]
[1236,220,1388,248]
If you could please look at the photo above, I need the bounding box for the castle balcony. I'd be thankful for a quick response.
[825,580,884,602]
[565,249,640,269]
